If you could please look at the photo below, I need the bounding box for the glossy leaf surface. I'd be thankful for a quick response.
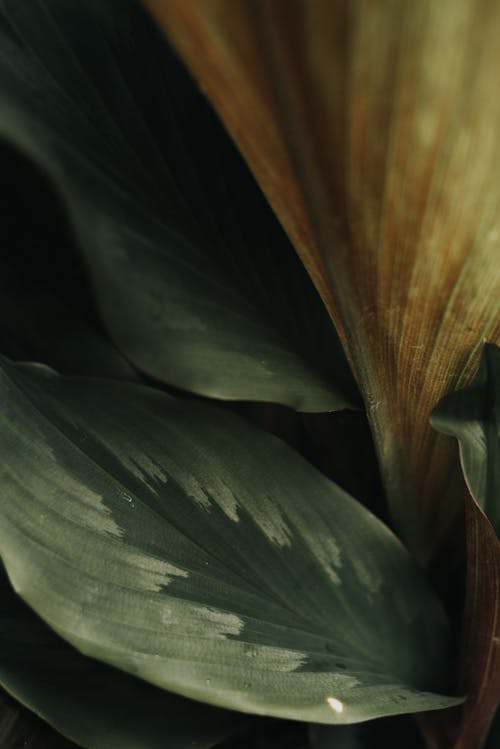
[0,0,358,412]
[0,358,459,724]
[0,568,242,749]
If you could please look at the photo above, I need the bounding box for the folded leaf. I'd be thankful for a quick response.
[420,358,500,748]
[418,494,500,749]
[0,0,359,413]
[0,568,243,749]
[0,358,459,723]
[432,344,500,535]
[147,0,500,561]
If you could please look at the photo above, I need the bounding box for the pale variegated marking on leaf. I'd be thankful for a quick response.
[116,549,188,592]
[242,644,307,672]
[246,493,292,548]
[351,555,383,596]
[192,607,244,638]
[4,427,123,539]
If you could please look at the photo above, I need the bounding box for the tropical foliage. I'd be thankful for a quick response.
[0,2,498,748]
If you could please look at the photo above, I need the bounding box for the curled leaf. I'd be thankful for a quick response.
[421,346,500,748]
[432,344,500,535]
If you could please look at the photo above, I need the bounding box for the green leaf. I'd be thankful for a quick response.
[0,688,74,749]
[432,343,500,534]
[0,263,136,380]
[0,358,460,724]
[486,709,499,749]
[308,715,425,748]
[0,0,359,413]
[309,725,364,749]
[0,567,244,749]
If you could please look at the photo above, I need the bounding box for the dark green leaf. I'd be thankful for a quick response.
[308,715,425,748]
[215,718,309,749]
[432,343,500,534]
[485,709,499,749]
[0,0,359,412]
[0,688,75,749]
[0,566,243,749]
[0,263,135,380]
[309,725,364,749]
[0,358,460,723]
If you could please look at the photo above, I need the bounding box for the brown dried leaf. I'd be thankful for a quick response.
[145,0,500,562]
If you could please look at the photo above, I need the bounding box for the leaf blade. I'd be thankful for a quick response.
[0,0,359,413]
[0,567,243,749]
[432,343,500,535]
[0,358,460,724]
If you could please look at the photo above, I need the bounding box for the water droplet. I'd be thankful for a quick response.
[121,491,134,504]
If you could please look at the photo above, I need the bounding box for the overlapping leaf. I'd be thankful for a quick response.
[148,0,500,563]
[432,344,500,534]
[421,346,500,748]
[0,689,72,749]
[0,568,242,749]
[0,0,359,413]
[0,358,460,723]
